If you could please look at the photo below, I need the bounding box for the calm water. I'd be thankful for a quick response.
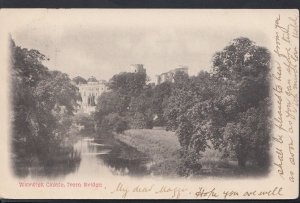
[14,137,149,179]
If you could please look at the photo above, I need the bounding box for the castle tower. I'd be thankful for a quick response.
[130,64,146,74]
[155,65,189,85]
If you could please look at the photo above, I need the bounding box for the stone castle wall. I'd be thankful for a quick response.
[77,80,108,114]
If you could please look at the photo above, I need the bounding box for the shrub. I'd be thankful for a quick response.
[99,113,129,134]
[176,149,202,176]
[128,112,153,129]
[73,113,95,135]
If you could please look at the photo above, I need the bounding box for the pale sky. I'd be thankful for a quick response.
[12,10,272,82]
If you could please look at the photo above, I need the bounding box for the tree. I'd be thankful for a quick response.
[152,82,172,126]
[164,71,216,151]
[211,37,271,167]
[10,38,51,151]
[72,76,87,85]
[128,84,154,129]
[163,37,271,170]
[73,113,96,135]
[108,72,147,97]
[173,71,190,89]
[98,113,128,134]
[36,71,80,113]
[223,98,271,168]
[94,71,151,133]
[32,70,80,139]
[95,91,129,116]
[10,38,80,162]
[212,37,271,111]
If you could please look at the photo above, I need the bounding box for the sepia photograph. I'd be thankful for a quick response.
[0,9,298,199]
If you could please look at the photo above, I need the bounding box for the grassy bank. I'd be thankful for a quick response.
[115,129,269,177]
[115,129,182,176]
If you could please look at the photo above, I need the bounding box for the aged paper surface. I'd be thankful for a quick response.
[0,9,298,199]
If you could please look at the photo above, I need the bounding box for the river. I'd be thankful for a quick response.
[13,137,150,179]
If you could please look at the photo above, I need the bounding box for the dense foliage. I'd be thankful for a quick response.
[94,72,153,133]
[10,39,80,176]
[72,76,87,85]
[164,37,271,169]
[94,37,271,171]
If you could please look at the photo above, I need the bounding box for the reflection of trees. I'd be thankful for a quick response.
[102,156,147,176]
[13,145,81,178]
[100,141,149,176]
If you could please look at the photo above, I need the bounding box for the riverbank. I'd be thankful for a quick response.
[114,129,269,178]
[114,129,182,176]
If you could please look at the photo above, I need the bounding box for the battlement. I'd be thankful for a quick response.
[155,65,189,85]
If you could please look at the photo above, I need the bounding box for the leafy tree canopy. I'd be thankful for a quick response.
[72,76,87,85]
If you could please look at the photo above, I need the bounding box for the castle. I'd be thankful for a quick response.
[130,64,146,74]
[77,76,108,114]
[155,65,188,85]
[76,64,187,114]
[76,64,146,114]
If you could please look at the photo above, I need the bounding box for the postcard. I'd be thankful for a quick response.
[0,9,298,199]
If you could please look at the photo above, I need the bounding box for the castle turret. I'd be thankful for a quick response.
[155,65,189,85]
[130,64,146,74]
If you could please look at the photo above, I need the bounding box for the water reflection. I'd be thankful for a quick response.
[13,137,150,178]
[100,140,150,176]
[71,137,149,177]
[13,145,81,178]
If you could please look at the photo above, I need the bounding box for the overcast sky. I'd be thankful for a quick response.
[12,10,272,82]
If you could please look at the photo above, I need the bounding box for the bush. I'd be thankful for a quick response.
[73,113,95,135]
[176,149,202,176]
[99,113,129,134]
[128,112,153,129]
